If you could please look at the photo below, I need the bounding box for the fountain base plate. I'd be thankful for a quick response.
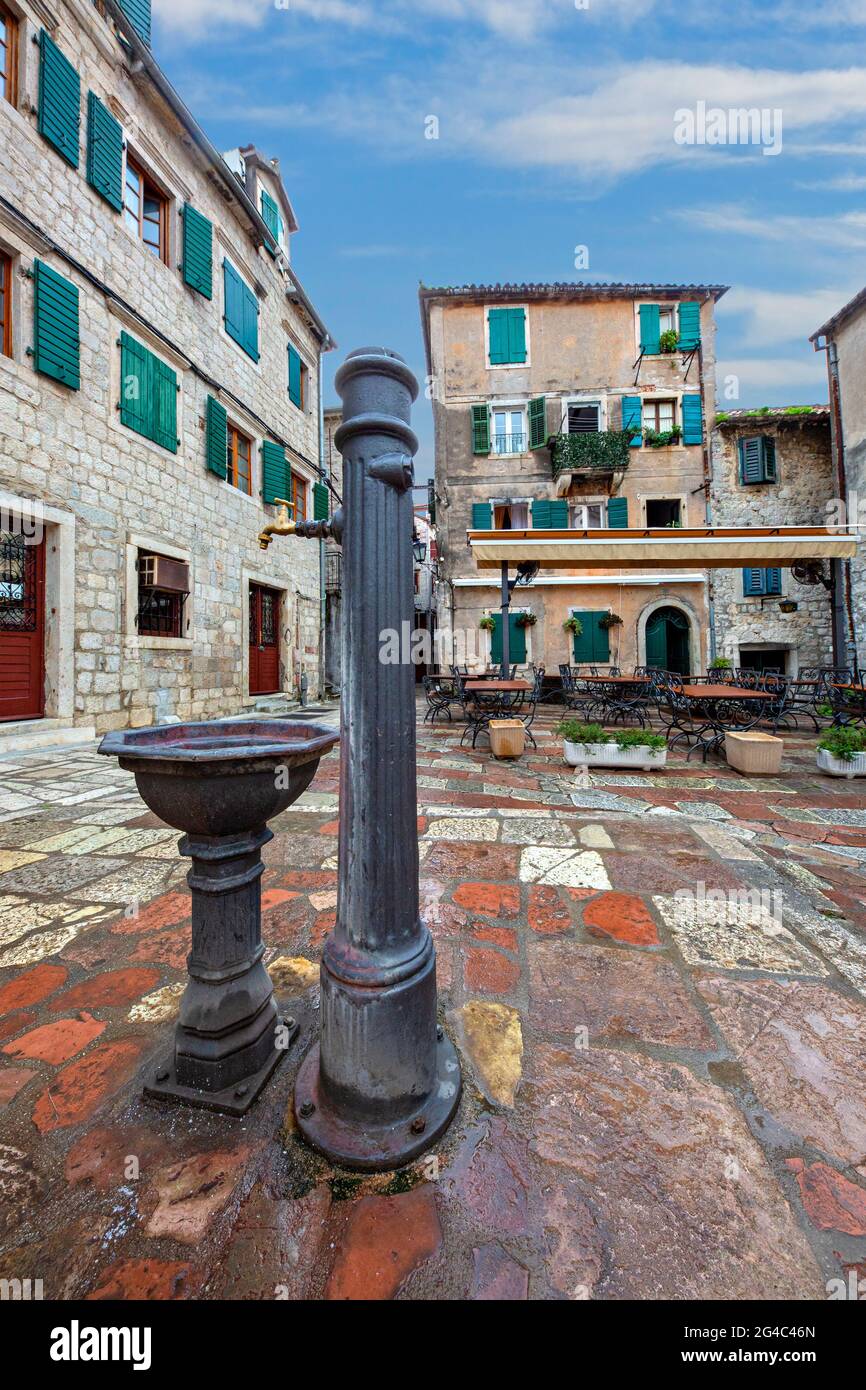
[143,1020,299,1117]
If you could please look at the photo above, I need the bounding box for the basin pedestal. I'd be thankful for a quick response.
[99,720,339,1116]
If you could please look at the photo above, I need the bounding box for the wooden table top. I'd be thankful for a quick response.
[465,680,532,693]
[582,675,651,685]
[684,684,768,699]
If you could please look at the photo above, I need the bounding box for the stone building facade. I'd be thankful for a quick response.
[710,409,836,673]
[420,281,725,676]
[323,405,343,692]
[811,290,866,669]
[0,0,332,749]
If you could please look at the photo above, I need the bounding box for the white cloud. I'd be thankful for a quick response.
[681,204,866,251]
[716,356,829,395]
[717,286,859,347]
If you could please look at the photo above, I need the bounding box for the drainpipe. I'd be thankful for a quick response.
[820,337,856,665]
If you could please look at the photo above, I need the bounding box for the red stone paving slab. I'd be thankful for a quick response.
[145,1144,257,1244]
[472,924,518,951]
[440,1116,531,1236]
[463,945,521,995]
[695,976,866,1167]
[583,891,660,945]
[324,1187,442,1300]
[127,927,189,970]
[31,1038,149,1132]
[0,1008,37,1042]
[86,1259,201,1301]
[452,882,520,917]
[785,1158,866,1236]
[210,1183,332,1301]
[529,939,715,1048]
[423,840,520,881]
[0,963,67,1013]
[48,967,160,1012]
[65,1126,171,1190]
[603,849,746,894]
[0,1065,38,1106]
[3,1013,105,1064]
[109,891,189,936]
[527,1042,826,1299]
[470,1243,529,1299]
[528,884,573,935]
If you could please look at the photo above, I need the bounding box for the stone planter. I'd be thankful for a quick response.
[563,740,667,772]
[725,731,783,775]
[817,747,866,779]
[489,719,525,759]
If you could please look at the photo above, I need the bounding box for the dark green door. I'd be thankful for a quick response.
[571,611,610,665]
[645,607,690,676]
[491,612,526,665]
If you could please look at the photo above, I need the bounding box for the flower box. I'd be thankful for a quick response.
[563,740,667,772]
[725,731,783,775]
[817,747,866,779]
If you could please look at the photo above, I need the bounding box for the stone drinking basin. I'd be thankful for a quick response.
[98,718,339,1115]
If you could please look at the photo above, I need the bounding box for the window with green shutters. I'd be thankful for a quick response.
[738,435,777,485]
[487,307,527,365]
[261,441,289,505]
[118,0,152,46]
[288,344,304,409]
[32,260,80,390]
[223,260,259,362]
[678,301,701,351]
[38,31,80,168]
[471,502,493,530]
[571,611,610,664]
[490,613,526,666]
[607,496,629,528]
[119,331,178,453]
[681,394,704,446]
[621,396,643,446]
[471,404,490,455]
[743,568,782,597]
[260,189,282,246]
[639,304,661,355]
[528,397,547,450]
[86,93,123,211]
[313,482,330,521]
[531,499,569,529]
[205,396,227,478]
[183,205,213,300]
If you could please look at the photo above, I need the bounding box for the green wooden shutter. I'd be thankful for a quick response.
[183,205,213,300]
[471,404,490,455]
[242,283,259,363]
[762,436,778,482]
[529,397,546,450]
[313,482,330,520]
[536,499,569,528]
[32,260,80,390]
[743,568,765,596]
[621,396,643,446]
[681,394,704,446]
[119,332,176,451]
[607,496,629,529]
[119,0,152,45]
[532,500,551,529]
[472,502,493,530]
[645,614,667,668]
[678,301,701,351]
[572,611,609,664]
[38,31,80,168]
[86,93,123,211]
[488,308,526,364]
[262,441,288,504]
[639,304,661,355]
[739,437,763,485]
[593,616,610,663]
[765,568,782,596]
[490,613,526,666]
[261,189,281,244]
[205,396,227,478]
[288,345,303,407]
[224,261,259,362]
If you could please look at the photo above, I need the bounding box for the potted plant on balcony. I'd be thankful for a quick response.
[644,427,683,448]
[816,726,866,778]
[659,329,679,354]
[599,613,623,631]
[479,616,496,633]
[563,616,583,637]
[515,612,537,628]
[558,721,668,772]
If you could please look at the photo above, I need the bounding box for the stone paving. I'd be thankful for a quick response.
[1,708,865,1299]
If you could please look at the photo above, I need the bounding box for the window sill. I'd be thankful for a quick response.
[221,480,260,508]
[126,635,193,651]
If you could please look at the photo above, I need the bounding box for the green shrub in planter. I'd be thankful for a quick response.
[709,657,733,670]
[479,616,496,632]
[611,729,668,751]
[817,727,866,761]
[557,721,605,744]
[659,329,679,354]
[557,721,666,751]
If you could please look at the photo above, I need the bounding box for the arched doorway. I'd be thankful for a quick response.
[646,606,691,676]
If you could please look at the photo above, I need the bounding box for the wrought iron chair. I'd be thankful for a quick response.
[422,674,454,724]
[653,672,718,762]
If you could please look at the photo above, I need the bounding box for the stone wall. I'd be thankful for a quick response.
[833,308,866,667]
[323,407,343,691]
[0,0,326,734]
[710,415,835,672]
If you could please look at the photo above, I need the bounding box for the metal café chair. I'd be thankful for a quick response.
[653,671,717,762]
[422,674,454,724]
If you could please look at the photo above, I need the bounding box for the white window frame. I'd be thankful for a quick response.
[490,403,528,457]
[569,498,607,529]
[489,496,531,529]
[634,302,678,355]
[642,493,687,528]
[562,395,607,435]
[484,303,531,370]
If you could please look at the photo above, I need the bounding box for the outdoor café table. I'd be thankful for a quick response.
[683,683,770,749]
[464,681,532,694]
[582,674,652,725]
[581,675,651,685]
[462,680,532,747]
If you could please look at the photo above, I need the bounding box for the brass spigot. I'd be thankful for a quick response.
[258,498,296,550]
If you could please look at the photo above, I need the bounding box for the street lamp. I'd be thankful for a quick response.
[413,534,427,565]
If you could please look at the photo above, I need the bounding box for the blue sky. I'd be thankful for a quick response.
[152,0,866,481]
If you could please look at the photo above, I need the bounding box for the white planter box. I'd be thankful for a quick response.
[817,747,866,778]
[563,740,667,772]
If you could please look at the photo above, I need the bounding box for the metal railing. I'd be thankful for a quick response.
[492,432,527,455]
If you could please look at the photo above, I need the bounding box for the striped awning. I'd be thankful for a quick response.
[467,526,858,571]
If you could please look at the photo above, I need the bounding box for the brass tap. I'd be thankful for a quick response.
[258,498,296,550]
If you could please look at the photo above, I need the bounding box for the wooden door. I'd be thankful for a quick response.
[0,531,46,721]
[249,583,280,696]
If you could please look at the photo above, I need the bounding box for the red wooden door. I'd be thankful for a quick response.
[249,583,280,696]
[0,531,46,721]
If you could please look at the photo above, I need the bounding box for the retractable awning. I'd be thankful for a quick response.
[467,526,858,571]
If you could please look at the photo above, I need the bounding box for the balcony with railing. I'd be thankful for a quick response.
[550,430,632,479]
[492,432,527,456]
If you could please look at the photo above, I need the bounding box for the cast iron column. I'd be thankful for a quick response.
[500,561,511,678]
[294,348,461,1169]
